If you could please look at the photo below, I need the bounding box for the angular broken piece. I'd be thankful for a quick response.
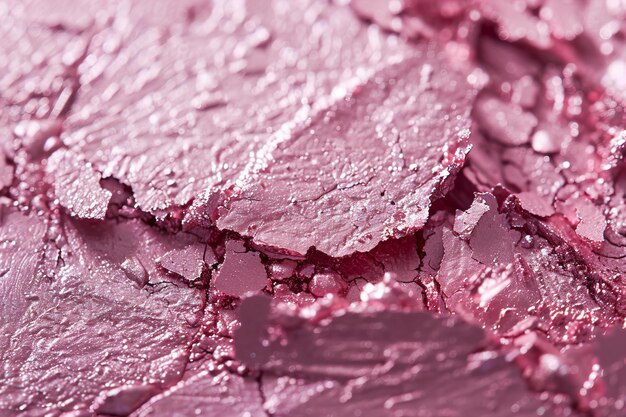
[2,1,625,417]
[63,0,418,215]
[437,192,620,344]
[46,149,112,219]
[217,51,476,257]
[213,240,268,297]
[158,242,212,282]
[233,280,577,417]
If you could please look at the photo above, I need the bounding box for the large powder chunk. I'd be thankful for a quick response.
[2,1,625,416]
[63,0,417,214]
[218,52,475,257]
[437,193,617,344]
[0,211,203,415]
[234,283,575,417]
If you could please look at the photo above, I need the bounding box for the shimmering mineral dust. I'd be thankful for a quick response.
[0,0,625,416]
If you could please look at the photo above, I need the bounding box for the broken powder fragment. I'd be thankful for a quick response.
[121,256,149,288]
[0,211,203,413]
[468,194,521,265]
[453,192,494,239]
[474,95,538,146]
[234,280,560,417]
[515,191,555,217]
[159,243,210,282]
[269,259,298,281]
[63,0,418,215]
[309,271,346,297]
[218,51,476,257]
[46,149,112,219]
[440,196,617,343]
[214,240,267,297]
[438,228,484,298]
[575,200,607,243]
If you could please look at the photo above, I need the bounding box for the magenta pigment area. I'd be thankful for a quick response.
[0,1,625,416]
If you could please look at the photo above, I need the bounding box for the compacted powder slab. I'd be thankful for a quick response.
[0,0,625,417]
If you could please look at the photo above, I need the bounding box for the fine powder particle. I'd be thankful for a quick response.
[1,0,625,416]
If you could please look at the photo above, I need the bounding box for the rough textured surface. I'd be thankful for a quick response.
[130,371,265,417]
[234,283,577,417]
[63,0,417,218]
[46,149,112,219]
[217,51,474,256]
[436,192,621,345]
[1,0,626,416]
[0,211,204,416]
[158,243,212,283]
[15,0,476,256]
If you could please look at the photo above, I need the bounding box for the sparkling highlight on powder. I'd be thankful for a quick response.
[0,0,625,416]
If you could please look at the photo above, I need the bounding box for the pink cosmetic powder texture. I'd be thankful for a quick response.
[0,0,625,416]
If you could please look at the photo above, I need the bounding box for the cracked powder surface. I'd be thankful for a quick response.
[1,0,625,416]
